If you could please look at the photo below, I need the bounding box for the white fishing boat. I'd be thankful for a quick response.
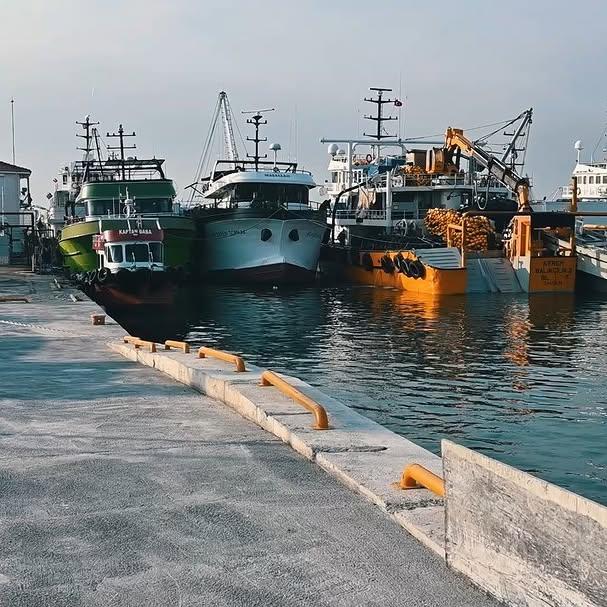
[187,92,326,284]
[560,130,607,202]
[320,88,530,249]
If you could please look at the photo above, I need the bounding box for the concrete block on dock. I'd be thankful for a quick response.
[109,341,263,402]
[443,439,607,607]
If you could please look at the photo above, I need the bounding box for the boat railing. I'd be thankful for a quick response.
[211,160,313,177]
[392,172,508,189]
[328,172,510,192]
[335,209,387,220]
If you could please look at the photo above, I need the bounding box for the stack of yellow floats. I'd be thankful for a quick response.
[425,208,493,251]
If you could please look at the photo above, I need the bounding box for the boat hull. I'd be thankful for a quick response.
[327,248,468,295]
[201,216,325,284]
[80,271,178,307]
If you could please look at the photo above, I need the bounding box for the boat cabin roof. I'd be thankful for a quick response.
[574,162,607,173]
[76,157,167,182]
[203,160,316,199]
[209,159,311,180]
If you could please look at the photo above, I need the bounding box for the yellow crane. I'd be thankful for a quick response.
[443,127,531,212]
[429,119,577,293]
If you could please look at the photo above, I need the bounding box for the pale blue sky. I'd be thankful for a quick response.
[2,0,606,201]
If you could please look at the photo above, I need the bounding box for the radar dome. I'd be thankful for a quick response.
[328,143,339,156]
[269,143,281,151]
[337,148,346,156]
[574,140,583,151]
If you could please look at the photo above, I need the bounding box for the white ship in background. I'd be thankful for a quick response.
[320,87,531,249]
[186,92,326,283]
[560,129,607,201]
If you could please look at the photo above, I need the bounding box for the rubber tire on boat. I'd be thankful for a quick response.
[394,253,406,274]
[415,260,426,279]
[380,255,394,274]
[98,268,111,284]
[402,259,414,278]
[362,252,374,271]
[409,261,421,279]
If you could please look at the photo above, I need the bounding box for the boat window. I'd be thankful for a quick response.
[589,176,594,184]
[149,242,163,263]
[105,245,113,263]
[125,243,149,262]
[331,172,338,183]
[233,183,309,204]
[603,176,607,184]
[62,174,68,185]
[582,176,587,184]
[85,198,172,216]
[111,245,123,263]
[134,198,172,213]
[86,200,121,216]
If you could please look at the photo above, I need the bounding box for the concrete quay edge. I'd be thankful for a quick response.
[109,341,446,557]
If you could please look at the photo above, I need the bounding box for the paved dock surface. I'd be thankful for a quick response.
[0,269,498,606]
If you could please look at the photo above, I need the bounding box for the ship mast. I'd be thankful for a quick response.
[76,115,99,180]
[243,107,275,170]
[106,124,136,180]
[363,87,398,141]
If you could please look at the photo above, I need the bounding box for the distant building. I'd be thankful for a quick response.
[0,160,32,264]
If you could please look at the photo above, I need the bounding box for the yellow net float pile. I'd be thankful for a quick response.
[402,165,431,186]
[424,208,493,251]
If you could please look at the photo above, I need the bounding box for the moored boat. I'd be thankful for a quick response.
[58,118,195,305]
[186,92,326,284]
[559,133,607,202]
[321,89,576,295]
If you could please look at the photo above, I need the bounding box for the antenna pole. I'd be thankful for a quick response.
[107,124,136,180]
[246,113,268,171]
[10,99,15,164]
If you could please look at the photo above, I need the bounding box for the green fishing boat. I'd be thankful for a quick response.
[58,119,195,305]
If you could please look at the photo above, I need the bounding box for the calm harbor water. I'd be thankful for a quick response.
[121,283,607,506]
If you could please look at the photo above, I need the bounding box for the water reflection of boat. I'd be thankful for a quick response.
[105,287,196,341]
[182,285,328,362]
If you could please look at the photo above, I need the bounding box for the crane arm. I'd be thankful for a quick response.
[445,127,531,211]
[219,91,239,162]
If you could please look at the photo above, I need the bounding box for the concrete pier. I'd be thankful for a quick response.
[0,268,497,606]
